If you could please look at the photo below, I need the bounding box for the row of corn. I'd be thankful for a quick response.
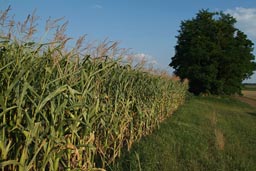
[0,8,188,169]
[0,38,187,170]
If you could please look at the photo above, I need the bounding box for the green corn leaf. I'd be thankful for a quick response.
[0,61,14,72]
[0,160,22,168]
[35,85,67,114]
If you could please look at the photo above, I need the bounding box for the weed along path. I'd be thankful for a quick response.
[110,97,256,171]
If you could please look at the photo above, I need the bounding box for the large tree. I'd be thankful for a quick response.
[169,10,256,95]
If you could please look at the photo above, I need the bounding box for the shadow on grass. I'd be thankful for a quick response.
[247,112,256,117]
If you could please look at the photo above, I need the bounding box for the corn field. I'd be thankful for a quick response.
[0,8,188,171]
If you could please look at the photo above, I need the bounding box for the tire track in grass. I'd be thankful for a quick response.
[210,111,225,151]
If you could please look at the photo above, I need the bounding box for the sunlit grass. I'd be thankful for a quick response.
[111,96,256,171]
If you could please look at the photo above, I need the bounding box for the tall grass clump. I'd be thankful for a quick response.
[0,8,188,170]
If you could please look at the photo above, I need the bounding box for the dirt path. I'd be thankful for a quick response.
[234,96,256,108]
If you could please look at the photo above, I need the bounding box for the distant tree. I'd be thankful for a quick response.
[169,9,256,95]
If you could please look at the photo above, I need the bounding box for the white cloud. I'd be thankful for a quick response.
[225,7,256,39]
[133,53,158,65]
[123,53,159,67]
[91,4,103,9]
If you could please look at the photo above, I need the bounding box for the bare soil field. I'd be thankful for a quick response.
[242,90,256,100]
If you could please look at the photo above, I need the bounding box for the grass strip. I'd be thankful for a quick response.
[111,96,256,171]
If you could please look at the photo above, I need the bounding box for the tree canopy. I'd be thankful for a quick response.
[169,9,256,95]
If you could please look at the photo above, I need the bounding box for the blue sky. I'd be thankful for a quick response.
[1,0,256,82]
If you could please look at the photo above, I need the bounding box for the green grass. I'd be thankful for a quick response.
[110,96,256,171]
